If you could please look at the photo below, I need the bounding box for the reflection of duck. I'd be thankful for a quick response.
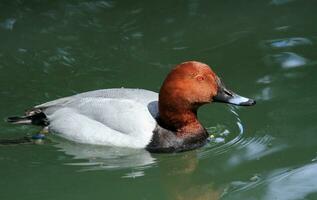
[159,152,222,200]
[54,138,155,171]
[7,61,255,153]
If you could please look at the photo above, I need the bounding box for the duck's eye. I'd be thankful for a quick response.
[196,76,205,81]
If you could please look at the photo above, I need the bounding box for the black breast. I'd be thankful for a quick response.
[146,125,209,153]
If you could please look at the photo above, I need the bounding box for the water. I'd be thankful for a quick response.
[1,0,317,199]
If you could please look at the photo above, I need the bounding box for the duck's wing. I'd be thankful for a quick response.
[47,98,157,148]
[34,88,159,118]
[35,88,157,108]
[30,88,159,148]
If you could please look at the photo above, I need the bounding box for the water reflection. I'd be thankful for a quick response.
[65,0,114,15]
[274,26,290,31]
[255,87,272,101]
[267,37,312,48]
[187,0,200,17]
[256,75,273,101]
[226,135,284,168]
[271,52,308,69]
[53,139,156,175]
[256,75,272,84]
[265,162,317,200]
[263,36,313,70]
[0,18,16,30]
[54,130,228,198]
[158,152,222,200]
[270,0,296,6]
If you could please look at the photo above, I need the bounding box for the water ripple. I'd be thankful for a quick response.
[267,37,312,48]
[199,106,283,169]
[199,107,245,159]
[226,135,283,168]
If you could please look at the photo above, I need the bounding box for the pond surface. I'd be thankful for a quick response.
[1,0,317,199]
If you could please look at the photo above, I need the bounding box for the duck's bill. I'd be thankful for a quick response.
[213,78,256,106]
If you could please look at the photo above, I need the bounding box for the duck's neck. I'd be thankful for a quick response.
[147,101,209,153]
[158,104,205,137]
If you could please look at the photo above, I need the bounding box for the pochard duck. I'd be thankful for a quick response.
[7,61,255,153]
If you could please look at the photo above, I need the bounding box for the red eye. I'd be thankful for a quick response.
[196,76,205,81]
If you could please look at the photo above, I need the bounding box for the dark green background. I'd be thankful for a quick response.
[1,0,317,199]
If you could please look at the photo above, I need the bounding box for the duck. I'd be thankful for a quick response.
[7,61,255,153]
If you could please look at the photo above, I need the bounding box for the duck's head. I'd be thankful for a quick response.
[158,61,255,133]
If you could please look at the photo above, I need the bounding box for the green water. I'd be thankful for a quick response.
[1,0,317,199]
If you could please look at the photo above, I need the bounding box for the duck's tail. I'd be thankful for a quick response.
[4,110,48,145]
[7,116,32,125]
[6,110,48,126]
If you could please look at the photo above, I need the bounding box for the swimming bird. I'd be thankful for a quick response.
[7,61,255,153]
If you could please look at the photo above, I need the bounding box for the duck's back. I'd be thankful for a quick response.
[35,88,159,148]
[37,89,158,115]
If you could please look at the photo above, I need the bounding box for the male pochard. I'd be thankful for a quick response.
[7,61,255,153]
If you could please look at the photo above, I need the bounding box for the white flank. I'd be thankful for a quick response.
[37,89,159,148]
